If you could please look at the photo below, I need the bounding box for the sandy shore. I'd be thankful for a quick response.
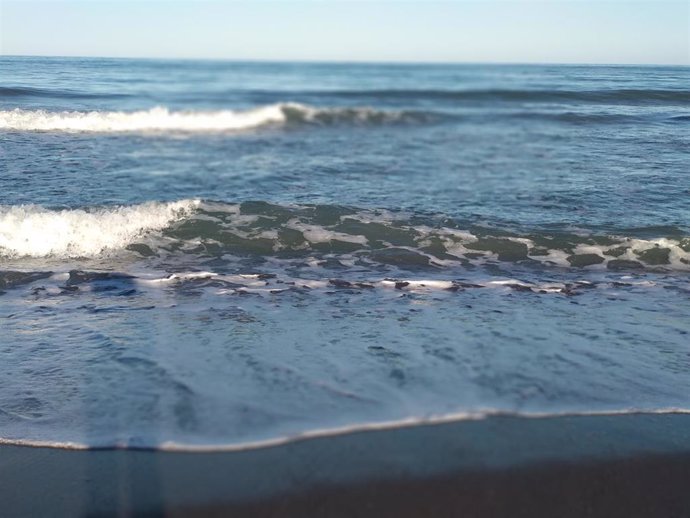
[2,413,690,517]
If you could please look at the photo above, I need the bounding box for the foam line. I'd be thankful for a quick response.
[0,103,418,132]
[1,408,688,452]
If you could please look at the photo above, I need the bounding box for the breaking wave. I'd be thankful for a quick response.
[0,103,427,132]
[1,200,689,271]
[0,200,198,258]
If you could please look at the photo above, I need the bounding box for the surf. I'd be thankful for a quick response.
[0,103,426,132]
[0,200,198,258]
[1,199,689,271]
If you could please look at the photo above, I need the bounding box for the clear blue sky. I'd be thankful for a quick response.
[1,1,688,65]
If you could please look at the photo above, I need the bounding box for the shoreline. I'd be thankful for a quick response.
[2,413,690,516]
[1,408,689,452]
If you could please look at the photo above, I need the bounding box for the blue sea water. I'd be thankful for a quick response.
[1,57,689,448]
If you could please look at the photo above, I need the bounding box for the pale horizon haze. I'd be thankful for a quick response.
[1,1,689,65]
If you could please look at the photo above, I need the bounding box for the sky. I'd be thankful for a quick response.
[1,1,688,65]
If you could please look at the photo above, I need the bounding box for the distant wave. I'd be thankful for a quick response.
[0,85,130,99]
[6,84,688,107]
[284,88,690,105]
[2,200,689,271]
[0,104,428,132]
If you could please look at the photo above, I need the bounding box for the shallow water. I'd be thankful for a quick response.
[1,58,689,448]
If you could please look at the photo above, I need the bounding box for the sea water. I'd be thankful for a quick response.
[1,57,689,449]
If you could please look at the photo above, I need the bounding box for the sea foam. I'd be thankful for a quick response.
[0,200,198,258]
[2,199,690,271]
[0,103,416,132]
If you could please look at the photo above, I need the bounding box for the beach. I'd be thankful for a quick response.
[1,58,689,516]
[3,413,690,517]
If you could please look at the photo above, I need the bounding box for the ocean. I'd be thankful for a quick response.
[1,57,689,450]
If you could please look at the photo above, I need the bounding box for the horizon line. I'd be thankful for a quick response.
[2,53,688,68]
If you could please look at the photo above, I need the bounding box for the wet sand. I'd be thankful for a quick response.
[2,413,690,517]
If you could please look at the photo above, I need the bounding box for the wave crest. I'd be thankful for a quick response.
[0,200,198,258]
[2,200,689,271]
[0,103,423,133]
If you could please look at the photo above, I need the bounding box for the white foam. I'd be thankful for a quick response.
[0,200,198,258]
[126,271,622,296]
[0,103,408,133]
[0,105,288,132]
[380,279,455,290]
[285,219,369,245]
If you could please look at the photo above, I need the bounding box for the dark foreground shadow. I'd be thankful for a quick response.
[2,413,690,517]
